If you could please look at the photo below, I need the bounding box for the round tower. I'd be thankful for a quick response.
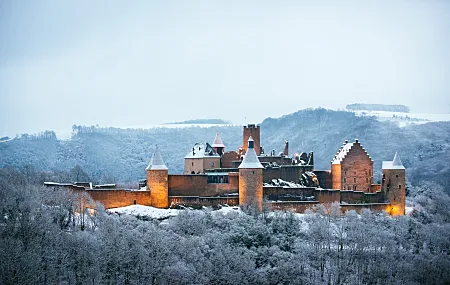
[238,136,264,211]
[146,146,169,208]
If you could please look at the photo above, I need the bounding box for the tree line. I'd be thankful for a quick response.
[1,167,449,284]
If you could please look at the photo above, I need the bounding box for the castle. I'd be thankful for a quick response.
[47,124,406,216]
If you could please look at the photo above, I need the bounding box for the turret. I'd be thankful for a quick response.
[146,146,169,208]
[382,152,406,216]
[211,132,225,156]
[238,136,264,211]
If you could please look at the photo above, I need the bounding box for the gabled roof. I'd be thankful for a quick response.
[331,141,354,164]
[211,132,225,148]
[331,139,372,165]
[185,142,220,159]
[239,136,263,169]
[146,145,168,170]
[382,152,405,170]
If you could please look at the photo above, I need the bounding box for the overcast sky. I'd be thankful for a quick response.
[1,0,449,137]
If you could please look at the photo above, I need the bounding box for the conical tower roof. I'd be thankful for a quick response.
[382,152,405,170]
[239,136,263,169]
[211,132,225,148]
[392,152,405,169]
[146,145,168,170]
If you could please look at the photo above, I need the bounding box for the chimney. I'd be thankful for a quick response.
[283,140,289,156]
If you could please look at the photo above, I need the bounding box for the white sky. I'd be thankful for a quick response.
[1,0,449,137]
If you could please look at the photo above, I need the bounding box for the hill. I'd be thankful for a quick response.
[1,109,449,191]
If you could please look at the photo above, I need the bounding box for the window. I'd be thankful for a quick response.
[353,178,356,183]
[344,171,347,175]
[348,186,351,190]
[207,175,229,184]
[211,162,215,167]
[369,170,371,176]
[343,177,346,182]
[366,177,369,183]
[365,171,368,175]
[353,185,357,190]
[396,174,399,178]
[399,185,402,189]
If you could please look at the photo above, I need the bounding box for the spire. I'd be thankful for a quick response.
[382,152,405,170]
[211,132,225,148]
[146,145,168,170]
[392,152,404,168]
[239,136,263,169]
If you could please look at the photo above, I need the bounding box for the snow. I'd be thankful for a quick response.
[351,110,450,127]
[108,205,180,220]
[146,145,168,170]
[185,143,220,159]
[238,139,264,169]
[108,205,243,220]
[332,142,353,164]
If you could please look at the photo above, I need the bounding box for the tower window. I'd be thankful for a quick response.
[366,178,368,183]
[353,178,356,183]
[343,177,346,182]
[399,185,402,189]
[396,175,398,178]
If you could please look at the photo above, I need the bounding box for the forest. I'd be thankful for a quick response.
[1,167,449,284]
[1,109,449,193]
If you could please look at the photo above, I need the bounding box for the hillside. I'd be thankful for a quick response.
[1,109,449,191]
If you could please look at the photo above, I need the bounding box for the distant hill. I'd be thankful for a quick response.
[166,119,232,125]
[346,103,410,113]
[1,108,449,193]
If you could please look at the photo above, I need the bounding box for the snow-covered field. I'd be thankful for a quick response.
[350,110,450,127]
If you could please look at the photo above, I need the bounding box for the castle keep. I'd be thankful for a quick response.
[47,124,407,215]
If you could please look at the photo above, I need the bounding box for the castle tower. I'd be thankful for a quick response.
[238,136,264,211]
[211,132,225,156]
[382,152,406,216]
[243,124,261,155]
[146,146,169,208]
[283,140,289,156]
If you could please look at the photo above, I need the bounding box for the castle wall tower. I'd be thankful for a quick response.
[238,136,264,211]
[146,146,169,208]
[382,152,406,216]
[243,124,261,155]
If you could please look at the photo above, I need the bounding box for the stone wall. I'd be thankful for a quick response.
[314,170,332,189]
[168,173,239,197]
[341,203,390,213]
[268,201,319,213]
[263,186,316,201]
[169,196,239,208]
[243,124,261,155]
[85,189,152,209]
[339,141,374,192]
[221,151,239,168]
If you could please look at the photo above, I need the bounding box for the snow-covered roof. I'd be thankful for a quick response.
[185,142,220,159]
[239,136,263,169]
[382,152,405,170]
[332,142,354,164]
[146,145,168,170]
[211,132,225,148]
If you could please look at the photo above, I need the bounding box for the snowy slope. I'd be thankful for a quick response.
[350,110,450,127]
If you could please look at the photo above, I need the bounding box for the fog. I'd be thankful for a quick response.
[1,0,449,137]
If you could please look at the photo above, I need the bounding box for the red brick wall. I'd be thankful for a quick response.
[169,196,239,208]
[337,141,374,192]
[239,168,263,211]
[86,189,151,209]
[315,189,341,203]
[222,151,238,168]
[168,173,239,197]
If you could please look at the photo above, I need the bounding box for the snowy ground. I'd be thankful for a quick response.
[107,204,242,220]
[350,110,450,127]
